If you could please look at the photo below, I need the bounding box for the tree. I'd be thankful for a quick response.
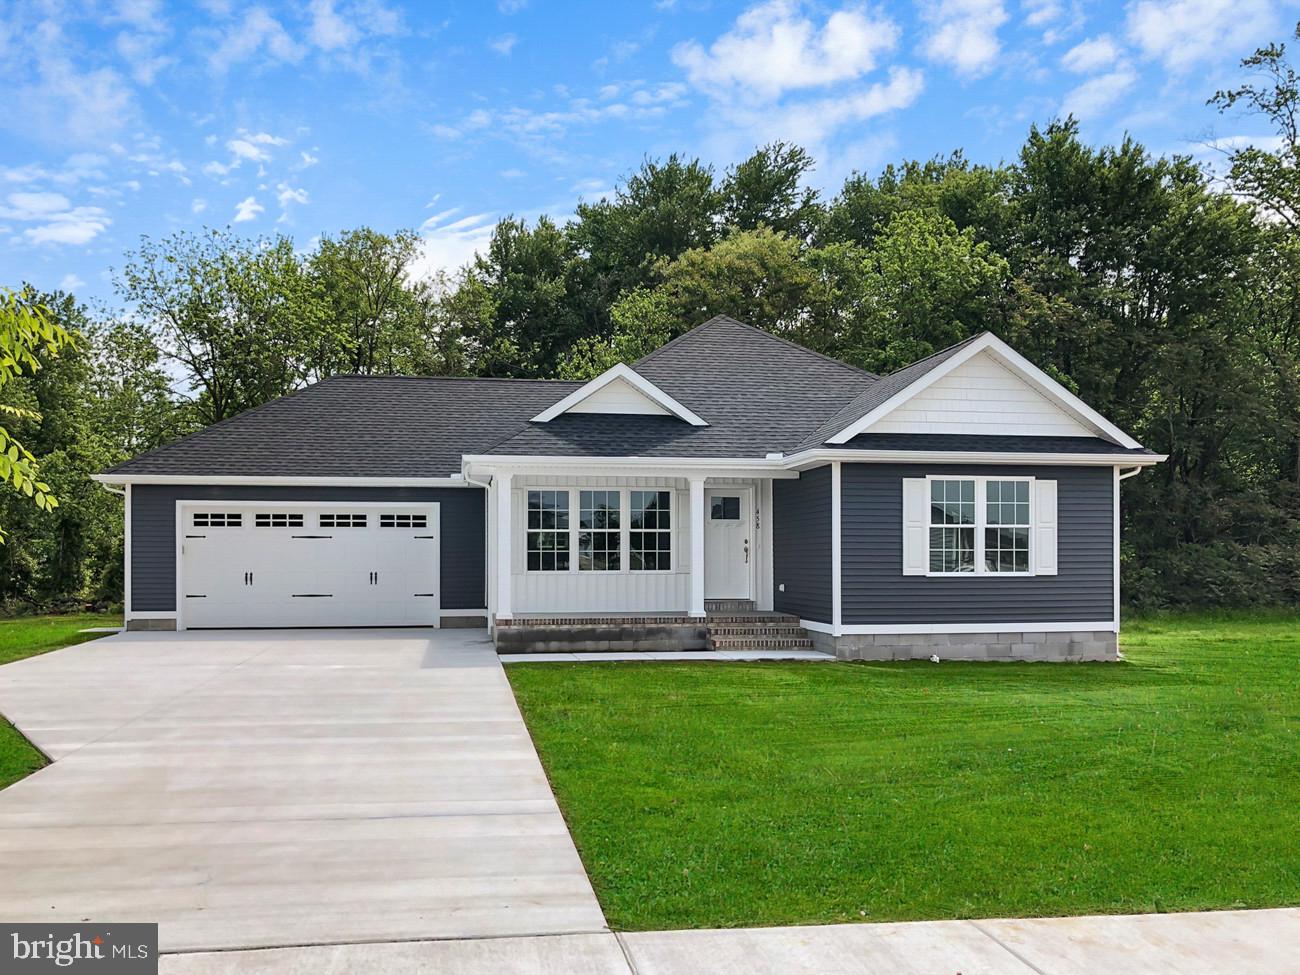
[847,209,1010,372]
[1211,21,1300,486]
[308,228,426,376]
[721,142,823,241]
[0,289,71,542]
[117,229,324,424]
[558,287,677,380]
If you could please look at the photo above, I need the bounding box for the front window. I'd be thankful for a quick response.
[929,479,975,573]
[578,490,620,571]
[630,490,671,571]
[527,490,570,571]
[928,477,1033,575]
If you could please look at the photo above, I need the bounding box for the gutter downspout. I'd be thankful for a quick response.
[462,467,494,629]
[1118,466,1144,481]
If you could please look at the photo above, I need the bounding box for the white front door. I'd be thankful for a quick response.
[179,504,439,629]
[704,488,752,600]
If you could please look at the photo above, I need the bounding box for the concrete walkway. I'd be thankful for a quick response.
[0,628,606,952]
[160,908,1300,973]
[159,908,1299,973]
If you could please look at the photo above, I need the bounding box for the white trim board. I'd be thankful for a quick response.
[93,474,471,487]
[784,448,1163,469]
[531,363,709,426]
[802,619,1115,635]
[826,333,1143,449]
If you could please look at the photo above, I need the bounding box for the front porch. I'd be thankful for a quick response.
[471,460,805,653]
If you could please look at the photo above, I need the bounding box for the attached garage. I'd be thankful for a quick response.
[178,502,441,629]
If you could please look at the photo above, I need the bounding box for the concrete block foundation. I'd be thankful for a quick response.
[808,628,1118,662]
[494,616,709,653]
[125,618,178,632]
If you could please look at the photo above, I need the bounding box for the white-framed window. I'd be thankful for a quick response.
[254,512,304,528]
[927,476,1033,576]
[527,490,570,572]
[630,490,672,571]
[319,513,367,528]
[579,490,620,571]
[380,513,427,529]
[524,487,673,573]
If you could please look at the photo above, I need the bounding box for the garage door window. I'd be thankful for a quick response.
[254,513,304,528]
[320,513,367,528]
[380,514,428,528]
[193,512,242,528]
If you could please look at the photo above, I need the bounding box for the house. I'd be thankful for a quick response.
[93,316,1163,661]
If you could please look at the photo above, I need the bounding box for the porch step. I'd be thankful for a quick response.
[709,636,816,651]
[705,599,755,612]
[704,609,814,652]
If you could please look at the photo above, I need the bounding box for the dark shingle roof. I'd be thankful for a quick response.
[102,318,1150,478]
[105,375,580,477]
[483,316,878,458]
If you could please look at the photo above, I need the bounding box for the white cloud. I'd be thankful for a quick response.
[1061,35,1120,73]
[1061,65,1139,119]
[1126,0,1280,72]
[0,191,111,245]
[299,150,320,168]
[1022,0,1063,27]
[727,66,924,149]
[489,33,518,55]
[410,209,497,281]
[920,0,1008,78]
[233,196,264,222]
[58,273,85,291]
[498,0,528,11]
[191,198,208,214]
[672,1,900,100]
[276,182,309,219]
[227,139,271,162]
[209,7,305,73]
[307,0,358,50]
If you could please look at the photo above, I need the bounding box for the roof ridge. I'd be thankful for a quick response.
[321,373,578,385]
[634,314,879,380]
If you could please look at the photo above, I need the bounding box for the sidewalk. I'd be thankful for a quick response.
[161,907,1300,974]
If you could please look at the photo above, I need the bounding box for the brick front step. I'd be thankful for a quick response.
[709,637,815,650]
[708,626,811,637]
[704,613,801,625]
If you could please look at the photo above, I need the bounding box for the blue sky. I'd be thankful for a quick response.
[1,0,1296,304]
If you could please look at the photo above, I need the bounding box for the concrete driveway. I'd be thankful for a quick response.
[0,628,606,953]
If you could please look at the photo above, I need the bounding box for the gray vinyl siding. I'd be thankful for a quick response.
[130,485,486,613]
[773,465,832,622]
[841,464,1113,625]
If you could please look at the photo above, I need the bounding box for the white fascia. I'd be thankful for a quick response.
[461,454,799,479]
[530,362,709,426]
[91,474,472,487]
[825,333,1144,449]
[781,448,1165,470]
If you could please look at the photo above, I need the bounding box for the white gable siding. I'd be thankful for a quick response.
[567,377,671,416]
[868,351,1096,438]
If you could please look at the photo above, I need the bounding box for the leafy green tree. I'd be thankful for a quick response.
[559,287,676,380]
[0,289,71,541]
[117,229,324,424]
[308,227,427,375]
[721,142,823,241]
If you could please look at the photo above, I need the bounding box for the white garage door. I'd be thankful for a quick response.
[179,503,439,629]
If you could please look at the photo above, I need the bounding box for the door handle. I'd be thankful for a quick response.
[744,539,750,564]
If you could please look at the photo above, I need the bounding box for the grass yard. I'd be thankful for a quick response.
[507,614,1300,930]
[0,612,121,790]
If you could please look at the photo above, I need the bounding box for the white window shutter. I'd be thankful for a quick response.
[902,478,928,575]
[1033,479,1058,575]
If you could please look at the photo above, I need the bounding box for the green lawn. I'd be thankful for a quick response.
[0,612,121,789]
[507,614,1300,930]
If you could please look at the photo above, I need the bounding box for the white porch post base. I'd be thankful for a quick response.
[689,476,706,617]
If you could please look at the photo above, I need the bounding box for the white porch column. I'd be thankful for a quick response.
[689,476,706,617]
[496,472,513,620]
